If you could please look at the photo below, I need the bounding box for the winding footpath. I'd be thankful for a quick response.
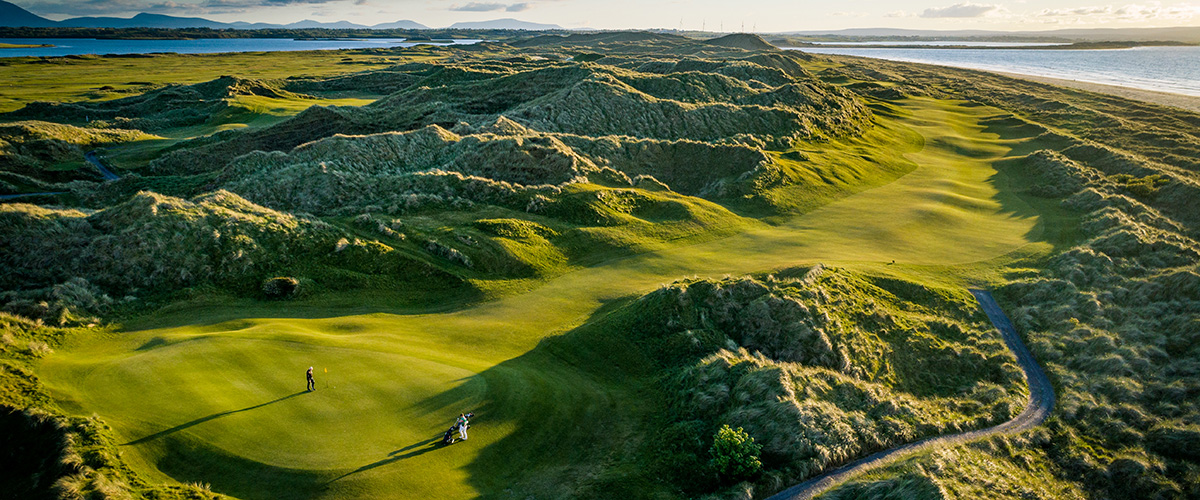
[0,191,66,200]
[1,151,116,202]
[766,289,1055,500]
[85,150,120,181]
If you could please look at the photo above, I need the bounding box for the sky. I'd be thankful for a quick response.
[20,0,1200,31]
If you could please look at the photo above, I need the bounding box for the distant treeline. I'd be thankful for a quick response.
[0,27,572,40]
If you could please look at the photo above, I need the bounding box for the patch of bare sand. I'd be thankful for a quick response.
[994,71,1200,113]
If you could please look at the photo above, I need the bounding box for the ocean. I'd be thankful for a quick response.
[791,45,1200,97]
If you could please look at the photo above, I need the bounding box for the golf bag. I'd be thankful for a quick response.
[441,412,475,445]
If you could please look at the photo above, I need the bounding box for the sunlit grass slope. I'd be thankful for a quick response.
[36,97,1061,499]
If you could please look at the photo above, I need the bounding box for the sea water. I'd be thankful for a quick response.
[791,45,1200,96]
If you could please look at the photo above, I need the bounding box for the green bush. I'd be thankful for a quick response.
[709,424,762,482]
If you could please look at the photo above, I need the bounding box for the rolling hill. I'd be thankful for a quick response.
[2,29,1200,500]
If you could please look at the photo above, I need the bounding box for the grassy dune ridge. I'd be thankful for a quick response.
[19,92,1055,499]
[803,52,1200,499]
[590,268,1028,495]
[0,32,1197,500]
[1,38,881,315]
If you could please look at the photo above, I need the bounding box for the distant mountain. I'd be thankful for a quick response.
[0,0,57,27]
[448,18,561,30]
[57,13,230,29]
[0,0,431,30]
[54,14,379,30]
[371,20,429,30]
[281,19,367,29]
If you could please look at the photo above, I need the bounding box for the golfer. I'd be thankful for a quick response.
[457,413,469,441]
[306,366,315,391]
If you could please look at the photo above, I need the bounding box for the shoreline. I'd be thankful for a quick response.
[991,71,1200,113]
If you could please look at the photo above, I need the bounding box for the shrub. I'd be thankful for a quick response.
[424,240,473,268]
[710,424,762,482]
[261,276,300,298]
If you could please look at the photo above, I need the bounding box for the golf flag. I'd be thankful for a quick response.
[324,367,327,373]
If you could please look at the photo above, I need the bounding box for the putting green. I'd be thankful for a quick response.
[38,97,1056,500]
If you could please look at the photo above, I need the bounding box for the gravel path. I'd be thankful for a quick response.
[765,289,1055,500]
[0,191,66,200]
[1,151,115,201]
[86,150,120,181]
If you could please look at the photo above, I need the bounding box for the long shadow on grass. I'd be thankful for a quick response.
[401,296,666,497]
[978,111,1083,251]
[125,391,308,445]
[156,435,327,500]
[326,437,444,484]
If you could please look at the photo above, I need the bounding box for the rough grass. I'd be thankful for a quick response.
[23,93,1061,500]
[806,50,1200,500]
[147,53,868,176]
[0,120,158,186]
[586,267,1027,496]
[6,33,1162,500]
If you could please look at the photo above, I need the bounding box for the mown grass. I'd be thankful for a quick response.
[27,95,1065,500]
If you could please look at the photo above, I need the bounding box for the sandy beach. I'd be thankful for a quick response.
[994,71,1200,113]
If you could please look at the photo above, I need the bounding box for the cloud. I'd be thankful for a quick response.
[449,2,507,11]
[447,1,534,12]
[27,0,190,16]
[1035,3,1200,21]
[28,0,349,16]
[884,10,916,18]
[1039,6,1113,16]
[1115,3,1200,19]
[920,3,1001,18]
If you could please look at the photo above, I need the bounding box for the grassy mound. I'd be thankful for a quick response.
[537,267,1026,497]
[0,190,467,322]
[0,121,157,186]
[704,33,778,51]
[149,51,868,177]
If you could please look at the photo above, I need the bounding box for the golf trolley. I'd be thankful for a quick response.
[442,412,474,445]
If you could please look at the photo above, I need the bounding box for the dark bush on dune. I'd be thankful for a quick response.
[261,276,300,298]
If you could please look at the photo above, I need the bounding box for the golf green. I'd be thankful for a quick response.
[37,96,1058,499]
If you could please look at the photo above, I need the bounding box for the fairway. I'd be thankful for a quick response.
[36,97,1055,500]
